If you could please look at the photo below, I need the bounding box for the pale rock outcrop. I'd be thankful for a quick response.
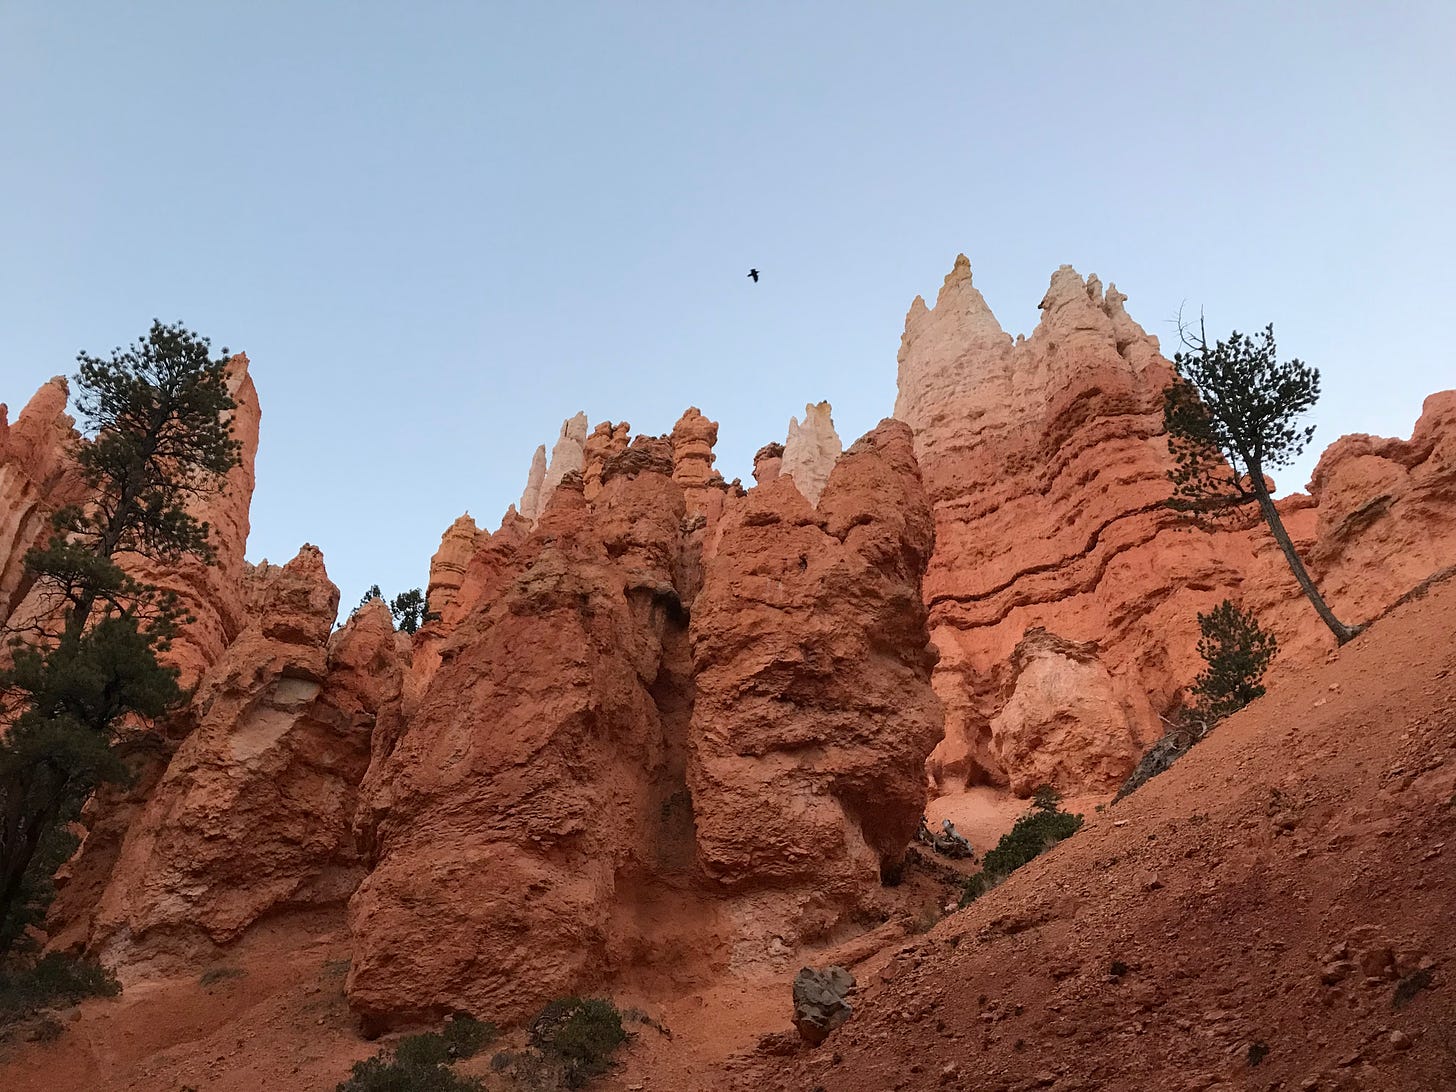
[84,546,402,969]
[781,401,842,505]
[688,420,941,958]
[517,444,547,522]
[540,411,588,513]
[987,630,1140,795]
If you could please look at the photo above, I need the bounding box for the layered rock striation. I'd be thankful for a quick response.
[896,255,1456,795]
[896,257,1243,793]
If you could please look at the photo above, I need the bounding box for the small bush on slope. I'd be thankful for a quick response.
[0,952,119,1029]
[337,1056,482,1092]
[529,997,628,1088]
[338,1015,495,1092]
[1118,600,1276,799]
[960,789,1084,905]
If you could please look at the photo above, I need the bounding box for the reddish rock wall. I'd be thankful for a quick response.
[345,418,942,1027]
[897,255,1456,796]
[77,547,402,970]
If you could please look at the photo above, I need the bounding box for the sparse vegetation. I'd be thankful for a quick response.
[1118,600,1276,799]
[1163,320,1359,644]
[198,966,246,987]
[337,1056,483,1092]
[1191,600,1277,718]
[394,1015,497,1067]
[355,585,435,635]
[337,1015,494,1092]
[960,788,1084,905]
[0,951,120,1030]
[529,997,628,1088]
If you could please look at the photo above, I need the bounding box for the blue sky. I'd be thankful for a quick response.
[3,3,1453,613]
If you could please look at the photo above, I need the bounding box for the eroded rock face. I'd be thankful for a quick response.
[0,377,83,621]
[347,465,699,1027]
[896,257,1246,793]
[688,420,942,956]
[583,421,631,499]
[1243,390,1456,667]
[80,546,401,969]
[896,255,1456,797]
[345,418,942,1027]
[517,444,547,522]
[425,513,484,622]
[671,407,725,518]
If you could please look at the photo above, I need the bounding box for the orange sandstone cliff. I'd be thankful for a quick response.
[0,256,1452,1055]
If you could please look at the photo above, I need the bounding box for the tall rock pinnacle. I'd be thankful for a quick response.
[781,401,842,506]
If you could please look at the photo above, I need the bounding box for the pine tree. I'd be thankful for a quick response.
[0,321,240,948]
[1164,321,1360,644]
[1191,600,1278,719]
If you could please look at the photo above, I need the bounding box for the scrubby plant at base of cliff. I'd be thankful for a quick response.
[338,1015,495,1092]
[1164,320,1360,645]
[1117,600,1277,799]
[960,788,1084,905]
[0,322,239,952]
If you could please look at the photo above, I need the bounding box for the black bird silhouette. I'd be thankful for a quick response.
[747,268,760,282]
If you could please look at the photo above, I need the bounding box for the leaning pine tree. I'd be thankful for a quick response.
[1163,321,1361,645]
[0,322,240,950]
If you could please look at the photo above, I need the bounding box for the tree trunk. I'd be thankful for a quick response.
[1253,484,1360,645]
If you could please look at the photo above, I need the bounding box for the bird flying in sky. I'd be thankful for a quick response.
[747,268,759,282]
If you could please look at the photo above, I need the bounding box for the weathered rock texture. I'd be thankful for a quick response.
[896,257,1237,793]
[671,407,726,518]
[781,401,843,505]
[896,254,1456,796]
[75,547,403,969]
[345,417,941,1027]
[425,513,484,622]
[517,444,547,521]
[583,420,631,499]
[688,421,941,953]
[0,377,83,620]
[752,442,784,486]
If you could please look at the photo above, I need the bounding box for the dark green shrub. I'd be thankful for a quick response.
[393,1033,452,1069]
[0,952,120,1026]
[441,1014,495,1057]
[1191,600,1276,718]
[960,798,1084,905]
[336,1056,482,1092]
[393,1015,495,1068]
[530,997,628,1088]
[1118,601,1276,800]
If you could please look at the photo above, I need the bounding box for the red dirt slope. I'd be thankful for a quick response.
[733,576,1456,1092]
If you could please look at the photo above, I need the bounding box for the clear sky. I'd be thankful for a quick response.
[3,3,1453,614]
